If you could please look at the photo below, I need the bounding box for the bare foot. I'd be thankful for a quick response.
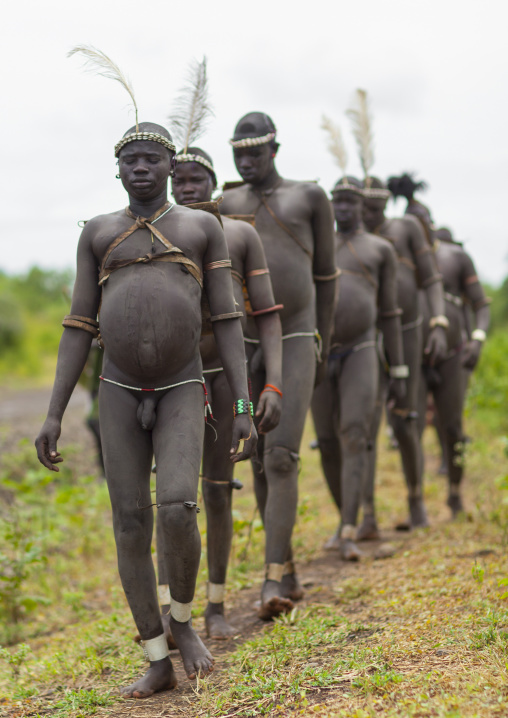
[340,539,362,561]
[258,580,294,621]
[280,572,304,602]
[447,493,464,518]
[133,612,177,651]
[357,516,380,541]
[121,657,177,698]
[205,602,236,639]
[409,497,429,528]
[170,616,214,679]
[323,529,341,551]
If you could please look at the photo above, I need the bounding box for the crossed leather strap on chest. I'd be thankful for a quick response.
[98,202,203,289]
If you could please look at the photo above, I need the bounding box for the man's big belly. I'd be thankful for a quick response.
[99,264,202,380]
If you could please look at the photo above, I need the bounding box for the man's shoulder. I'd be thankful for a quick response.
[80,209,125,238]
[282,178,326,197]
[172,204,221,230]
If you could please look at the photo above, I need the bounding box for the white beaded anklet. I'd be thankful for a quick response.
[341,524,357,540]
[171,599,192,623]
[208,582,225,604]
[141,633,169,662]
[265,563,285,582]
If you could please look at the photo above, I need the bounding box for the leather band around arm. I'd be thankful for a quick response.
[314,268,341,281]
[62,315,99,337]
[379,308,403,318]
[204,259,232,271]
[473,296,492,311]
[246,268,270,277]
[210,311,244,322]
[421,273,443,289]
[250,304,284,317]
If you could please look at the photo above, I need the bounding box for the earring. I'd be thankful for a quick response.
[115,174,121,179]
[271,153,276,158]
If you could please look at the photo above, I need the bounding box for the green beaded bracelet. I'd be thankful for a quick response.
[233,399,254,418]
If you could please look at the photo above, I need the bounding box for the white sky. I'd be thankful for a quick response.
[2,0,507,284]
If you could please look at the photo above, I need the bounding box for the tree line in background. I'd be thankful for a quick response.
[0,266,506,432]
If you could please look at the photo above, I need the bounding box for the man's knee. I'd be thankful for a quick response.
[113,511,152,554]
[202,479,232,513]
[157,502,200,533]
[339,424,368,454]
[264,446,299,476]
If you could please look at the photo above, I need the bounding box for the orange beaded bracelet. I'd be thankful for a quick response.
[260,383,283,398]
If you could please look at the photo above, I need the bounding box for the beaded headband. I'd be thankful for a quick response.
[115,132,176,158]
[175,153,215,175]
[332,180,364,197]
[362,187,392,200]
[229,132,276,148]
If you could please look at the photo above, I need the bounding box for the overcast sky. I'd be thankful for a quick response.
[2,0,507,284]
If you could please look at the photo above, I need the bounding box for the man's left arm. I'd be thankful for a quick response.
[460,252,491,370]
[309,186,338,382]
[202,215,257,461]
[409,218,447,364]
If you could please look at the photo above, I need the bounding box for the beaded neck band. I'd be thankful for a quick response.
[362,187,392,200]
[115,132,176,158]
[229,132,276,148]
[176,153,216,175]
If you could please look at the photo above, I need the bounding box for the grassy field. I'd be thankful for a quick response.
[0,377,507,717]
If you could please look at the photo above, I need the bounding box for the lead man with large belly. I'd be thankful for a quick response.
[35,122,257,698]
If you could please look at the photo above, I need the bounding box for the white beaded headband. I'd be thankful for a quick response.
[332,180,364,197]
[229,132,276,148]
[115,132,176,158]
[362,187,392,200]
[175,153,216,175]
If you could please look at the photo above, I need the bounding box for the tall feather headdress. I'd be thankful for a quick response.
[169,57,214,153]
[346,89,374,187]
[321,115,348,177]
[68,45,139,132]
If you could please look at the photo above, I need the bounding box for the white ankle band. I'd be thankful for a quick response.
[171,598,192,623]
[265,563,284,582]
[158,584,171,606]
[142,633,169,662]
[341,524,357,540]
[283,561,295,576]
[208,582,225,604]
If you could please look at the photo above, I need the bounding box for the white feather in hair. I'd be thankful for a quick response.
[68,45,139,131]
[346,89,374,186]
[169,57,214,153]
[321,115,348,176]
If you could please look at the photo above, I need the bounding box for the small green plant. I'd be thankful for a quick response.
[0,643,30,677]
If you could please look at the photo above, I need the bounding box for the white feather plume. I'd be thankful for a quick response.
[321,115,348,176]
[169,57,214,153]
[68,45,138,131]
[346,89,374,183]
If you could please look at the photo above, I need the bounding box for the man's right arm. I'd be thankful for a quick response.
[36,223,102,470]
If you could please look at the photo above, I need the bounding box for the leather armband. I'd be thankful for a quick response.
[62,315,99,337]
[473,296,492,311]
[389,364,409,379]
[246,268,270,277]
[379,308,403,318]
[465,274,480,286]
[204,259,232,271]
[429,315,449,330]
[250,304,284,317]
[416,246,434,256]
[421,273,443,288]
[210,311,243,322]
[313,268,341,281]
